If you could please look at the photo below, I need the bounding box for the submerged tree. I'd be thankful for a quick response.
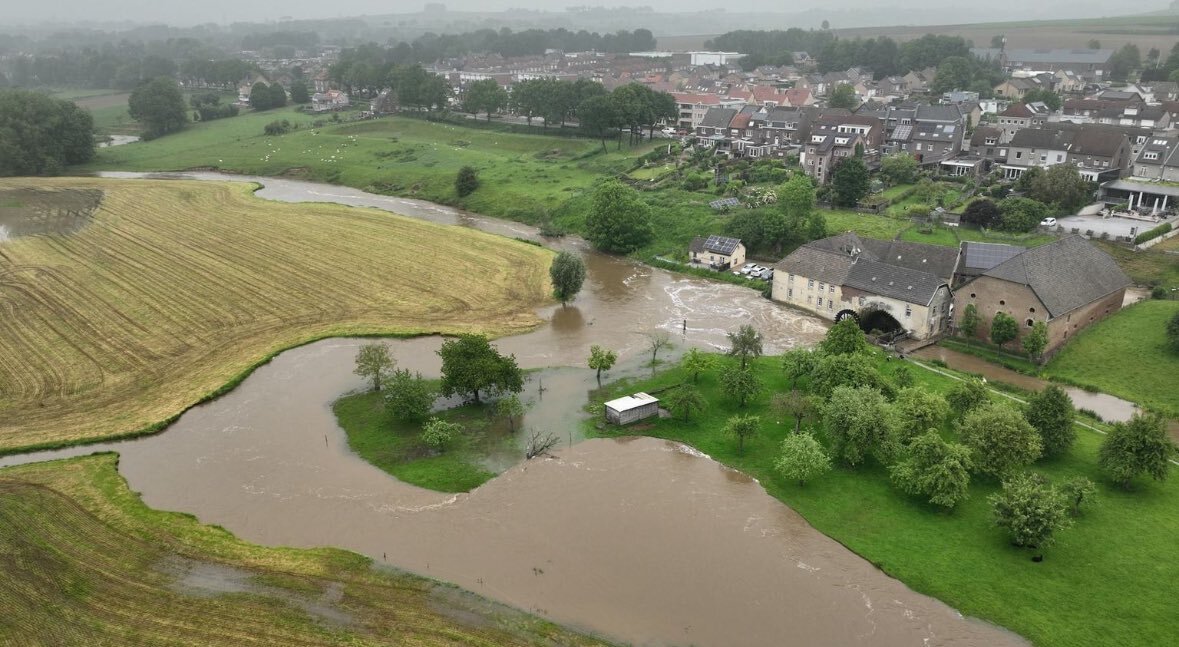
[587,345,618,382]
[549,251,587,306]
[354,342,395,391]
[496,394,526,432]
[437,334,523,404]
[726,324,764,369]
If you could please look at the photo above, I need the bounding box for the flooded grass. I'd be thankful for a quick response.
[0,454,613,646]
[0,187,102,240]
[589,352,1179,647]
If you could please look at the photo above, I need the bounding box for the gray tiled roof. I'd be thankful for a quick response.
[844,258,948,305]
[774,246,855,286]
[1009,128,1075,150]
[700,107,738,129]
[778,233,955,302]
[1005,48,1114,65]
[981,236,1131,318]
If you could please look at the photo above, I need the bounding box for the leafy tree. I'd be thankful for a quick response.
[1020,88,1062,111]
[893,364,915,389]
[578,94,619,151]
[128,76,187,139]
[645,330,673,367]
[249,81,274,110]
[890,430,973,508]
[780,348,818,389]
[463,78,509,121]
[726,324,763,369]
[354,342,394,391]
[959,303,980,337]
[961,198,1001,229]
[825,386,893,467]
[991,34,1005,48]
[997,196,1049,233]
[811,352,890,396]
[779,173,816,220]
[421,417,460,451]
[1024,385,1076,458]
[290,80,310,104]
[0,89,95,175]
[584,181,654,253]
[720,363,762,408]
[664,384,706,421]
[893,388,950,443]
[1022,320,1049,362]
[1026,164,1093,213]
[1109,43,1141,81]
[587,345,618,382]
[680,348,713,383]
[879,153,918,186]
[268,83,287,108]
[932,56,975,94]
[549,251,586,306]
[1061,477,1098,517]
[775,433,831,485]
[383,369,436,422]
[455,165,480,197]
[828,83,857,109]
[190,93,238,122]
[723,414,761,455]
[1165,310,1179,353]
[1098,413,1175,489]
[960,403,1042,478]
[990,311,1018,347]
[831,157,870,206]
[437,334,523,404]
[991,472,1072,557]
[772,390,817,433]
[946,378,988,418]
[496,394,525,432]
[820,318,870,355]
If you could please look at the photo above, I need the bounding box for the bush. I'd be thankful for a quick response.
[1135,222,1173,244]
[263,119,292,136]
[681,173,710,191]
[1151,286,1168,300]
[455,166,480,197]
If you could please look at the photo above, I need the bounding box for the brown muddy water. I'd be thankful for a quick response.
[0,187,102,241]
[0,172,1028,646]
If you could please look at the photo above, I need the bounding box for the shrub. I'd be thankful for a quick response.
[421,417,460,451]
[775,433,831,486]
[960,403,1042,478]
[455,165,480,197]
[1134,222,1172,244]
[990,472,1072,557]
[263,119,292,136]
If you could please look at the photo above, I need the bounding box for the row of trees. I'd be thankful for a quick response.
[507,77,607,129]
[248,81,289,111]
[0,89,95,176]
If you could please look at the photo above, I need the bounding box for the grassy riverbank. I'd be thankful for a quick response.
[333,390,511,493]
[589,353,1179,647]
[0,177,552,453]
[0,454,612,646]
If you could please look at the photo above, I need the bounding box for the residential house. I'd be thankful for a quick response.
[688,235,746,271]
[696,107,739,139]
[954,236,1131,356]
[369,89,397,115]
[800,130,864,183]
[672,92,721,130]
[902,67,937,94]
[1131,136,1179,181]
[1054,69,1085,94]
[993,76,1048,100]
[1065,125,1131,181]
[995,102,1051,144]
[970,126,1006,161]
[1060,98,1170,129]
[1151,81,1179,102]
[311,90,350,112]
[1001,127,1075,178]
[1002,48,1115,81]
[771,233,956,340]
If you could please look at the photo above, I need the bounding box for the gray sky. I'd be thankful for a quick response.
[4,0,1164,28]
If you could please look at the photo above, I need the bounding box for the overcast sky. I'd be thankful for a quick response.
[4,0,1164,27]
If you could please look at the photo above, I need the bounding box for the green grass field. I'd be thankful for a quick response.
[1048,300,1179,417]
[589,353,1179,647]
[0,454,611,646]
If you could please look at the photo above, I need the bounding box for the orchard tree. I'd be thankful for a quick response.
[892,388,950,444]
[959,403,1042,478]
[946,378,989,418]
[587,345,618,382]
[831,157,870,207]
[664,384,706,421]
[496,394,526,432]
[1025,385,1076,458]
[890,430,973,509]
[584,181,654,253]
[421,418,461,451]
[129,76,187,139]
[726,324,763,369]
[772,390,817,433]
[775,433,831,485]
[1061,477,1098,517]
[1098,413,1175,489]
[990,472,1072,559]
[959,303,980,337]
[645,330,673,367]
[820,318,870,355]
[723,414,761,455]
[879,153,918,186]
[549,251,586,306]
[780,347,818,389]
[720,363,761,408]
[825,386,893,467]
[437,334,523,404]
[990,311,1018,347]
[680,348,713,383]
[811,352,890,396]
[383,369,436,422]
[455,165,480,197]
[354,342,395,391]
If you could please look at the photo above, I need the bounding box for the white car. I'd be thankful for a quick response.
[739,263,758,275]
[1040,217,1058,227]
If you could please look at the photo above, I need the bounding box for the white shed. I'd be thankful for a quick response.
[604,393,661,425]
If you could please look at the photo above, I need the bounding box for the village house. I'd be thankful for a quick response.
[800,129,865,184]
[771,234,956,340]
[969,126,1006,161]
[1060,98,1170,129]
[1065,126,1132,181]
[1130,136,1179,181]
[311,90,350,112]
[672,92,722,130]
[993,76,1050,100]
[688,235,746,271]
[954,236,1131,357]
[1001,127,1074,179]
[995,102,1052,144]
[1002,48,1115,81]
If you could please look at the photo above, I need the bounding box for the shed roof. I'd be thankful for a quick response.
[604,392,660,412]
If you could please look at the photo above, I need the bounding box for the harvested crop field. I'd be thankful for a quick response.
[0,454,610,646]
[0,177,553,453]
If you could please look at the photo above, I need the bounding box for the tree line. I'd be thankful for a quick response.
[0,89,95,176]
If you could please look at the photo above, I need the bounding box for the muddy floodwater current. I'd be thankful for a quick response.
[1,172,1028,646]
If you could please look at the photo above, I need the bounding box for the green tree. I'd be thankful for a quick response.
[0,89,95,175]
[893,387,950,443]
[720,362,762,408]
[455,165,480,197]
[128,76,187,139]
[1024,385,1076,458]
[932,56,974,94]
[290,80,310,104]
[893,364,915,389]
[268,83,287,108]
[549,251,586,306]
[463,78,508,120]
[959,303,980,337]
[496,394,525,432]
[437,334,523,404]
[831,157,870,206]
[1027,164,1092,213]
[820,318,870,355]
[680,348,713,383]
[726,324,763,369]
[421,417,460,451]
[587,345,618,382]
[1061,476,1098,517]
[775,433,831,485]
[584,181,654,253]
[780,348,818,389]
[890,430,973,508]
[353,342,395,391]
[1020,88,1062,111]
[946,378,988,418]
[664,384,706,421]
[1165,310,1179,353]
[772,390,817,433]
[990,311,1018,347]
[960,403,1042,478]
[991,472,1072,558]
[1022,320,1049,362]
[828,83,857,109]
[825,386,893,467]
[1088,39,1102,49]
[578,94,619,151]
[961,198,1001,229]
[249,81,274,110]
[779,173,816,220]
[382,369,436,422]
[723,414,761,455]
[811,352,890,396]
[997,196,1049,233]
[1098,413,1175,489]
[879,153,918,186]
[645,330,673,367]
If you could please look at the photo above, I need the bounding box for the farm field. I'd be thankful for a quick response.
[1047,300,1179,417]
[0,177,553,453]
[589,352,1179,647]
[0,454,611,646]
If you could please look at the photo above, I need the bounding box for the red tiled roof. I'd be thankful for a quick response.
[730,113,752,129]
[672,92,721,105]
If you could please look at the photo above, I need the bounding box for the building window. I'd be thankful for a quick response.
[819,282,825,291]
[788,273,794,283]
[807,296,812,304]
[828,300,834,310]
[999,300,1006,306]
[858,296,865,306]
[808,279,814,289]
[829,285,835,293]
[1026,318,1034,327]
[788,288,793,298]
[1029,307,1035,313]
[970,293,976,298]
[905,305,912,318]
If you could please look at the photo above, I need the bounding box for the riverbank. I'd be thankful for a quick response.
[588,351,1178,647]
[0,453,614,646]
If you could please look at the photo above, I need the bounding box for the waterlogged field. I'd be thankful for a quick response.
[0,454,611,646]
[0,178,552,453]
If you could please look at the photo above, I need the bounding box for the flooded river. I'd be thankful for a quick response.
[1,172,1027,646]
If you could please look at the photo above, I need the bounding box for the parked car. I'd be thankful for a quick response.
[739,263,759,275]
[1040,217,1058,227]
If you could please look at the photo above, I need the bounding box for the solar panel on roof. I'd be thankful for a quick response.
[704,234,740,255]
[964,243,1023,270]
